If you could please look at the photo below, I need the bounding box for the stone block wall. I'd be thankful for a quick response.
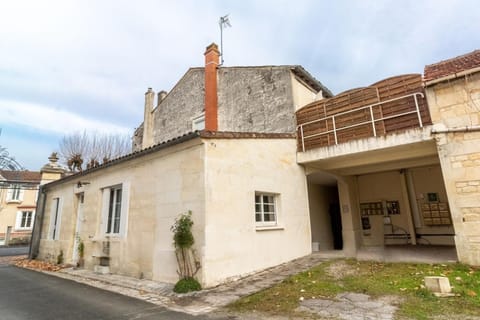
[217,67,296,133]
[427,71,480,265]
[133,66,302,151]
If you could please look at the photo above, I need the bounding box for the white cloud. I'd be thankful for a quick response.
[0,99,132,136]
[0,0,478,169]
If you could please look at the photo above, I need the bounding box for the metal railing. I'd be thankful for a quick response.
[297,92,425,152]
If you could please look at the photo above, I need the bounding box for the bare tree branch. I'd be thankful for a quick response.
[58,130,131,171]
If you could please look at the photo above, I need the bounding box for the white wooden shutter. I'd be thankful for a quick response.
[119,182,130,237]
[101,188,110,234]
[18,189,25,201]
[6,188,13,201]
[30,211,36,229]
[15,211,23,229]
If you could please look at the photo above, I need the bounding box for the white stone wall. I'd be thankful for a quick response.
[427,72,480,265]
[38,139,206,283]
[202,138,311,287]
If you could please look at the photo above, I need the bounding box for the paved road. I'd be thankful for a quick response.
[0,245,29,257]
[0,266,223,320]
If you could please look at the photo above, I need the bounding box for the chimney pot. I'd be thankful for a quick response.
[158,90,167,103]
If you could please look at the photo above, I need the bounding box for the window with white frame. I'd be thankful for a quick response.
[255,192,277,226]
[16,210,35,230]
[107,186,122,234]
[102,183,128,236]
[49,197,62,240]
[192,114,205,131]
[6,184,23,202]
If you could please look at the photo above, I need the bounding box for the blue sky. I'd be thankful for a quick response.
[0,0,478,170]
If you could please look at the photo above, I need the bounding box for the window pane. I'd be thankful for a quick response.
[107,189,114,233]
[264,213,275,222]
[113,188,122,233]
[26,212,32,227]
[21,212,27,227]
[255,193,277,225]
[12,186,21,200]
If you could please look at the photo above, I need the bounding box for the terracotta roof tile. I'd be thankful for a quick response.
[424,50,480,82]
[0,170,41,183]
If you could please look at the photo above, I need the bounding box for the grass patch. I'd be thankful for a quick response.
[228,260,480,319]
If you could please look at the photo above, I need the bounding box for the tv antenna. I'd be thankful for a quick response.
[219,14,231,65]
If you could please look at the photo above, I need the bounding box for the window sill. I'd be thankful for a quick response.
[91,235,124,242]
[255,226,285,232]
[7,200,22,204]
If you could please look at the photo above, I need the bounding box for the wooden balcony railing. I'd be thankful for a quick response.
[296,74,432,152]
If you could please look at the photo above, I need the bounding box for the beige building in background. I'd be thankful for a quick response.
[0,170,41,245]
[31,47,480,288]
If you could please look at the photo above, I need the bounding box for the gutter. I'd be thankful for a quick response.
[425,66,480,87]
[28,185,47,259]
[431,125,480,134]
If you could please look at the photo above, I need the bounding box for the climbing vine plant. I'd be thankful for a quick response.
[170,211,201,292]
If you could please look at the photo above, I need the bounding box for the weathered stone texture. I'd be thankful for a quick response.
[451,152,480,168]
[429,71,480,265]
[151,69,205,146]
[217,67,295,133]
[456,180,480,193]
[134,66,300,152]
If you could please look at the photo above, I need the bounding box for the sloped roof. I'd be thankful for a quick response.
[43,131,296,189]
[0,170,41,183]
[424,50,480,82]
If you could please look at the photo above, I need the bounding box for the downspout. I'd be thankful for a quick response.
[29,185,46,259]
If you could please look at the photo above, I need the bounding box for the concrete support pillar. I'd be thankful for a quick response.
[399,170,417,245]
[337,176,362,257]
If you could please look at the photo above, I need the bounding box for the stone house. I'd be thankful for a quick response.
[31,44,331,287]
[0,170,41,244]
[31,46,480,288]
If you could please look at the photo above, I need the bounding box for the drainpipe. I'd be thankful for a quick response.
[399,170,417,245]
[405,170,422,228]
[431,125,480,134]
[29,185,46,259]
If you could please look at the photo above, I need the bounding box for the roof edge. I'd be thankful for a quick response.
[425,66,480,87]
[43,131,202,189]
[200,131,296,139]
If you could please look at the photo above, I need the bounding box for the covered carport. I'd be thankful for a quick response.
[302,128,457,262]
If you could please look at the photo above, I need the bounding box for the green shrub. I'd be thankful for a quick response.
[173,277,202,293]
[57,250,64,265]
[171,211,194,249]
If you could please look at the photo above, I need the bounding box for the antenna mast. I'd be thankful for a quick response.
[219,14,231,66]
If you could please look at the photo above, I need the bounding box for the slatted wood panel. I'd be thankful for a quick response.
[296,74,432,151]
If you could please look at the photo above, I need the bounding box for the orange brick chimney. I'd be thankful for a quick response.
[204,43,220,131]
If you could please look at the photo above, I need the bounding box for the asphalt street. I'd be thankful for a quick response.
[0,245,29,257]
[0,265,223,320]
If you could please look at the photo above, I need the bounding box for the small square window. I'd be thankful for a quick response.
[16,210,35,230]
[192,114,205,131]
[255,192,277,226]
